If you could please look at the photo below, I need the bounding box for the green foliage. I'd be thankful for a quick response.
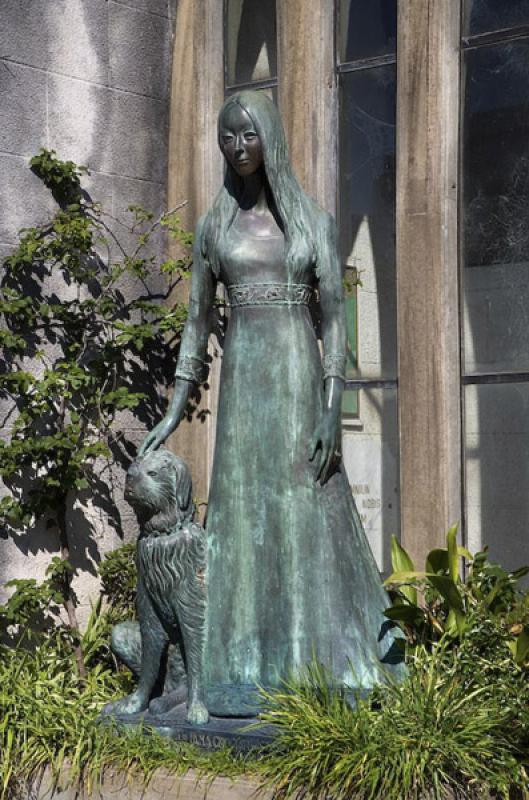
[384,526,529,653]
[0,607,250,800]
[0,557,70,638]
[0,148,193,660]
[384,523,470,638]
[382,529,529,782]
[3,539,529,800]
[258,651,524,800]
[0,563,123,672]
[254,536,529,798]
[1,148,191,528]
[98,542,137,620]
[29,148,88,206]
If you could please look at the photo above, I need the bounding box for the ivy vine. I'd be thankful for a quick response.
[0,149,193,674]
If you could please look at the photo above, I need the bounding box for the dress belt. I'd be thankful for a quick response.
[226,282,313,308]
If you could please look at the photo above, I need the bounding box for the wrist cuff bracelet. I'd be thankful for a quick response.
[174,354,208,385]
[322,353,346,382]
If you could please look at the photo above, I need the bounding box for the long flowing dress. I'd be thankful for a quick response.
[175,212,404,718]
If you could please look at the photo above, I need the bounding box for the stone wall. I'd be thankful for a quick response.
[37,768,271,800]
[0,0,176,620]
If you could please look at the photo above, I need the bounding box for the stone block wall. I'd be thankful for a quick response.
[0,0,176,621]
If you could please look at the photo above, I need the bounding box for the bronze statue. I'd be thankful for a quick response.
[102,449,208,725]
[137,90,403,718]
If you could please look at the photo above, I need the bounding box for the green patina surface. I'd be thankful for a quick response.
[136,90,404,720]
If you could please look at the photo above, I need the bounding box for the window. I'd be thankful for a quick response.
[224,0,278,98]
[464,0,529,38]
[337,0,399,571]
[461,2,529,569]
[338,0,397,63]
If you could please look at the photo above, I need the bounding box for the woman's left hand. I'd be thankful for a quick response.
[309,409,341,485]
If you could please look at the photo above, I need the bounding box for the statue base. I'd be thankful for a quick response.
[105,703,276,753]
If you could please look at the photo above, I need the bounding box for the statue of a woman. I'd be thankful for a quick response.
[140,91,403,717]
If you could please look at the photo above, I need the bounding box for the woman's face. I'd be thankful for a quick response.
[219,104,263,177]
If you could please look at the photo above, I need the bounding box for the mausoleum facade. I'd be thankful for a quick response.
[2,0,529,609]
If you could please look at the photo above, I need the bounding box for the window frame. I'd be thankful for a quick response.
[336,3,398,399]
[223,0,279,95]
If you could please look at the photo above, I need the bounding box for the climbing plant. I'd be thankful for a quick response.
[0,149,193,674]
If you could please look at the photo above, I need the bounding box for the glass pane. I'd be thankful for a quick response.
[225,84,278,105]
[464,383,529,573]
[339,65,397,381]
[225,0,277,86]
[338,0,397,64]
[342,387,400,575]
[464,0,529,37]
[462,42,529,373]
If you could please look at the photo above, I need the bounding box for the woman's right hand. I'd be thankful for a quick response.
[137,414,178,456]
[137,378,194,456]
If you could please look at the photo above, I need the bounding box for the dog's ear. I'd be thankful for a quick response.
[174,458,193,515]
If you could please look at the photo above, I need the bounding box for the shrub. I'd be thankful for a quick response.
[255,530,529,799]
[384,525,529,652]
[384,527,529,751]
[98,541,137,621]
[0,603,249,800]
[258,652,525,800]
[0,149,193,673]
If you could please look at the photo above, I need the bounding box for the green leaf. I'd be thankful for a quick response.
[425,548,448,575]
[391,535,415,573]
[446,523,460,583]
[384,570,427,586]
[511,566,529,582]
[0,148,193,545]
[458,545,473,562]
[390,536,417,605]
[428,574,464,613]
[445,608,466,638]
[384,604,425,626]
[515,626,529,665]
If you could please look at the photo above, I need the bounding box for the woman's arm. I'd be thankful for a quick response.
[139,216,217,455]
[309,213,346,484]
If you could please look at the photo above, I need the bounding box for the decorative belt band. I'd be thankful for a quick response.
[227,282,313,307]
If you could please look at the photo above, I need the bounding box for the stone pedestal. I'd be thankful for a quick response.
[107,703,275,754]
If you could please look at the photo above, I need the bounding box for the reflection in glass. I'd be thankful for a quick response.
[339,68,398,568]
[462,41,529,373]
[342,387,400,574]
[338,0,397,64]
[339,66,397,381]
[464,383,529,572]
[464,0,529,37]
[225,0,277,86]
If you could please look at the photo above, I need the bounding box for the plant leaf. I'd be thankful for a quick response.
[426,548,448,575]
[390,537,417,605]
[384,604,425,626]
[384,570,428,585]
[428,574,464,613]
[515,626,529,666]
[446,522,460,583]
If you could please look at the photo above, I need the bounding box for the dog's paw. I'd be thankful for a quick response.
[101,691,148,717]
[149,686,187,716]
[187,699,209,725]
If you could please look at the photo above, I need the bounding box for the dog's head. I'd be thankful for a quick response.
[125,448,193,524]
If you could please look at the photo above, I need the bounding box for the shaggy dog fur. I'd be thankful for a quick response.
[102,449,208,725]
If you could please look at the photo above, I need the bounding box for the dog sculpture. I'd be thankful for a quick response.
[102,449,208,725]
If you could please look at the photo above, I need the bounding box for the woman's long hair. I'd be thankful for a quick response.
[200,91,320,283]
